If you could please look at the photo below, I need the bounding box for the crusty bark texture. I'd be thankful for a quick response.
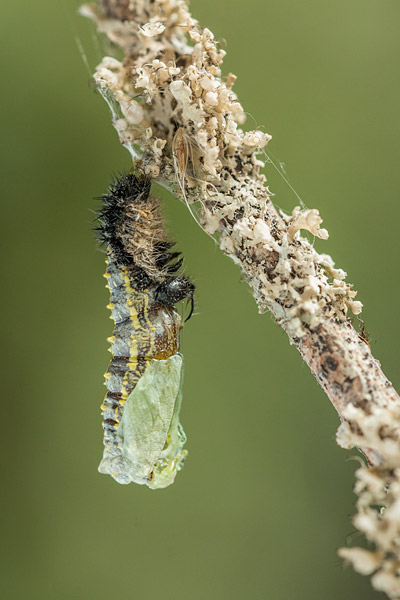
[82,1,400,595]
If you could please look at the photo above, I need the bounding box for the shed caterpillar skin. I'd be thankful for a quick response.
[96,174,194,489]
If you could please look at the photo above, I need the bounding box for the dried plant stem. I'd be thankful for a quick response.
[82,1,400,596]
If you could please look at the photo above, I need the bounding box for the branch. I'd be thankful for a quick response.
[81,1,400,596]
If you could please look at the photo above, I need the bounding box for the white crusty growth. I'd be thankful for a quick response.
[82,1,400,596]
[82,1,362,335]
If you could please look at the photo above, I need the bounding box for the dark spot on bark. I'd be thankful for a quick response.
[316,334,333,354]
[270,221,280,241]
[234,155,243,173]
[103,0,135,20]
[332,381,343,393]
[264,250,279,275]
[348,420,363,436]
[233,207,244,220]
[324,356,338,371]
[343,376,354,392]
[350,397,371,414]
[378,425,397,441]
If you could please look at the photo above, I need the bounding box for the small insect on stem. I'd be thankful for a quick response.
[172,126,189,181]
[171,126,214,238]
[358,318,371,346]
[95,173,195,489]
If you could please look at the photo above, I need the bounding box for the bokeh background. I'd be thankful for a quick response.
[2,1,399,598]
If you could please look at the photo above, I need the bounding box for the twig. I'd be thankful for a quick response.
[81,1,400,596]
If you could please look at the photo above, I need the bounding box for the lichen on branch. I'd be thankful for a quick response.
[81,1,400,596]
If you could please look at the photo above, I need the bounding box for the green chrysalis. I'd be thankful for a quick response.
[98,354,187,489]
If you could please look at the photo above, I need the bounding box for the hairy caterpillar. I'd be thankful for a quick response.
[96,174,194,489]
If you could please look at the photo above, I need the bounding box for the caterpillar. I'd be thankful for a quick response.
[96,174,195,489]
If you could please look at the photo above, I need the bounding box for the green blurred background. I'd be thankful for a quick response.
[2,1,399,598]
